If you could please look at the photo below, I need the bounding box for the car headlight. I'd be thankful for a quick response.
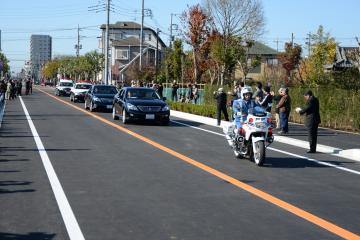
[126,103,138,111]
[162,105,170,111]
[93,96,101,102]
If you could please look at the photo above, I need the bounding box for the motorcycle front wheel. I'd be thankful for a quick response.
[251,141,265,166]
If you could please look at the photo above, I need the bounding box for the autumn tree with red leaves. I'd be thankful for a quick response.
[278,42,302,85]
[181,4,213,83]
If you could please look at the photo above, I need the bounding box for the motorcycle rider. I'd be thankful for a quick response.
[232,87,260,129]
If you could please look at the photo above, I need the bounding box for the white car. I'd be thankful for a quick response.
[55,79,74,96]
[70,82,92,102]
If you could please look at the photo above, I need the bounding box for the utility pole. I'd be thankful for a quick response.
[104,0,111,85]
[169,13,180,48]
[274,37,279,52]
[306,32,311,57]
[291,33,294,47]
[139,0,144,71]
[75,25,82,57]
[169,14,173,48]
[155,28,161,81]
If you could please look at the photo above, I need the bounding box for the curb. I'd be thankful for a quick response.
[0,96,5,128]
[170,110,360,162]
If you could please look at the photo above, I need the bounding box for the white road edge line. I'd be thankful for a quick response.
[19,96,85,240]
[171,120,360,176]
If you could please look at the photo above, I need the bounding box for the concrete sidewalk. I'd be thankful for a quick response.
[170,110,360,162]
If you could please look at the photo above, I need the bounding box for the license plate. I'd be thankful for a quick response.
[106,105,112,109]
[256,123,266,128]
[146,114,155,120]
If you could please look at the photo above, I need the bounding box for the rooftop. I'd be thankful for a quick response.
[249,42,278,55]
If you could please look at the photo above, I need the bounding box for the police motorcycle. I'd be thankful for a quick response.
[223,89,274,166]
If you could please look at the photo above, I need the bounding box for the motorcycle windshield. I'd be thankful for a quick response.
[249,106,266,117]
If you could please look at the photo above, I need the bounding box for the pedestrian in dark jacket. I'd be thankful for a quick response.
[296,90,321,153]
[157,83,163,98]
[253,81,264,101]
[214,88,229,126]
[260,86,273,112]
[171,80,179,102]
[276,87,291,134]
[17,81,22,96]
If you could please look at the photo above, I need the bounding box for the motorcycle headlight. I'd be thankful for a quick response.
[162,105,170,111]
[93,96,100,102]
[126,103,138,111]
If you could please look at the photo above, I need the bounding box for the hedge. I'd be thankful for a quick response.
[169,85,360,133]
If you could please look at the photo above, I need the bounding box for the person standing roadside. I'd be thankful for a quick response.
[276,87,291,134]
[214,88,229,126]
[272,88,284,129]
[296,90,321,153]
[6,81,12,100]
[192,84,199,104]
[17,80,22,96]
[260,86,273,112]
[29,79,33,94]
[171,80,179,102]
[185,83,192,103]
[253,81,264,101]
[25,79,31,95]
[157,83,163,98]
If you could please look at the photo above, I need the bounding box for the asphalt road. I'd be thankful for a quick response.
[0,86,359,240]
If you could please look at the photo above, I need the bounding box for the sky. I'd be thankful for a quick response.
[1,0,359,73]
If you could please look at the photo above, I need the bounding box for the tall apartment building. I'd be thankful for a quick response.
[30,35,52,81]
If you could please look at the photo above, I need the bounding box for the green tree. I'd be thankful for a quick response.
[165,40,183,82]
[209,35,245,85]
[306,25,337,85]
[0,52,10,76]
[172,39,183,81]
[42,60,60,79]
[85,51,104,81]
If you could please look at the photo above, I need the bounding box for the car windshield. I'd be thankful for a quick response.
[76,84,91,89]
[60,82,73,87]
[93,86,117,94]
[126,89,160,100]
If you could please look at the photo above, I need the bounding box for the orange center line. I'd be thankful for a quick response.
[36,87,360,240]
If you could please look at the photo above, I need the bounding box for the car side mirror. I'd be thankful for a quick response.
[162,97,167,101]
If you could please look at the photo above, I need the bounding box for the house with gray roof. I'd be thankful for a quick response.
[99,21,166,82]
[235,41,279,81]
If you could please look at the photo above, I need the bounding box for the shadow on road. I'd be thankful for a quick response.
[263,157,328,168]
[0,147,90,152]
[0,180,35,195]
[0,232,56,240]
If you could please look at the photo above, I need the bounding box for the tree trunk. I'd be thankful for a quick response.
[193,50,198,83]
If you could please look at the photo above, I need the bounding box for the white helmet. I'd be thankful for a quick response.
[242,86,253,97]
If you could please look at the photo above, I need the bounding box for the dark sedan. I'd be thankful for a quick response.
[84,85,118,112]
[112,87,170,125]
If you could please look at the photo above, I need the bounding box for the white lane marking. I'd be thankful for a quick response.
[171,120,360,176]
[171,120,225,136]
[19,96,85,240]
